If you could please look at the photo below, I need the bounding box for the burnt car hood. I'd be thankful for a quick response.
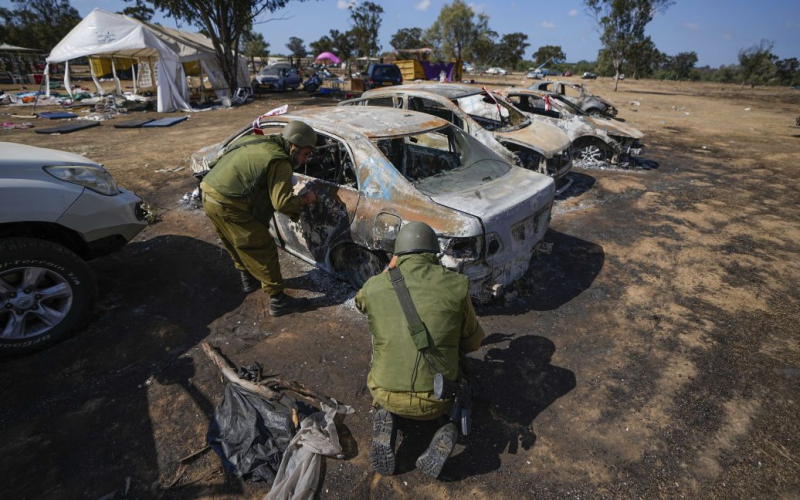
[585,115,644,139]
[493,121,571,158]
[427,166,554,228]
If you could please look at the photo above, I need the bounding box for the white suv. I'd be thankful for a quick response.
[0,143,148,353]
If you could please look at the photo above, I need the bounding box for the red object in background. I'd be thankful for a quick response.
[33,74,44,84]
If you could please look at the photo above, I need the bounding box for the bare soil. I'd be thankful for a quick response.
[1,76,799,499]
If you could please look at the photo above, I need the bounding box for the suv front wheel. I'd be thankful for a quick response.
[0,238,97,354]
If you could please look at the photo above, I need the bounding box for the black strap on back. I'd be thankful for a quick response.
[389,268,429,351]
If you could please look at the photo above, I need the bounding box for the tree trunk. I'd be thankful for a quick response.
[613,58,621,91]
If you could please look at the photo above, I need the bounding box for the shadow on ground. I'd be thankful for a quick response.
[483,230,604,314]
[0,235,252,499]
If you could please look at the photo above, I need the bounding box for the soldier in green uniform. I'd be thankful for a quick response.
[355,222,485,478]
[200,120,318,317]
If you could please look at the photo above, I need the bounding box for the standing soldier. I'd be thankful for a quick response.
[200,120,318,317]
[355,222,485,478]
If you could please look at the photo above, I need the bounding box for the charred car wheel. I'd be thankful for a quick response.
[0,238,97,354]
[575,140,613,167]
[343,245,388,290]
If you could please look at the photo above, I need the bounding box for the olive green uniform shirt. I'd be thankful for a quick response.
[355,253,484,418]
[201,134,302,223]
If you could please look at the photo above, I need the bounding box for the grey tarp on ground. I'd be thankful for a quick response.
[207,383,295,483]
[265,401,351,500]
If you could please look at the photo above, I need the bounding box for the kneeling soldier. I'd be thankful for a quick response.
[355,222,485,478]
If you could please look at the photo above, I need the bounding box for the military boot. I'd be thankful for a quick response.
[239,270,259,293]
[416,422,457,479]
[370,409,397,476]
[268,291,310,317]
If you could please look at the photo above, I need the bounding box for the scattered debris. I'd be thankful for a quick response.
[629,100,641,106]
[154,166,185,173]
[180,187,202,210]
[671,106,685,111]
[2,122,33,130]
[744,107,751,111]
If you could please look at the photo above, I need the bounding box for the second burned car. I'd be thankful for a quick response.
[191,107,555,302]
[339,84,574,187]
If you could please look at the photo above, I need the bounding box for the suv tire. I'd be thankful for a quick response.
[0,238,97,354]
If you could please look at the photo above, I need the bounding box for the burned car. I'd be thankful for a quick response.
[501,88,644,167]
[530,80,617,118]
[339,84,574,184]
[191,107,555,302]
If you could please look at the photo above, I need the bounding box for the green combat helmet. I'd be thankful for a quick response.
[394,221,440,255]
[281,120,317,148]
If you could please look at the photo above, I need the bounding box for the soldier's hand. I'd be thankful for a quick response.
[301,190,317,206]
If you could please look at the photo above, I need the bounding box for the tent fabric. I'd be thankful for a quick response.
[45,8,247,112]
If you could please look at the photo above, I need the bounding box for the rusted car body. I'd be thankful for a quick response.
[530,80,618,118]
[191,107,555,302]
[339,84,574,183]
[501,88,644,166]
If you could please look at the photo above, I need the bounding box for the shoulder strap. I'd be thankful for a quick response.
[388,267,429,351]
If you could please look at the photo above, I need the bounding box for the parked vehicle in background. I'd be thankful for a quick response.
[340,84,573,183]
[501,88,644,167]
[462,61,475,73]
[0,143,148,353]
[582,72,597,79]
[530,80,618,118]
[365,63,403,90]
[191,107,555,302]
[252,65,302,92]
[485,67,508,75]
[563,71,573,77]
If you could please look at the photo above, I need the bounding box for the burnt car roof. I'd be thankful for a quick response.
[281,106,448,139]
[366,83,483,99]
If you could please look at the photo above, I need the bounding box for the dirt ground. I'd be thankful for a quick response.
[1,75,799,499]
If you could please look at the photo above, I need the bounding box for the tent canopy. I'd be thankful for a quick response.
[46,8,247,112]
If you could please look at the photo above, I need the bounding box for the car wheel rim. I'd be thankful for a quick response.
[577,145,608,167]
[0,266,73,340]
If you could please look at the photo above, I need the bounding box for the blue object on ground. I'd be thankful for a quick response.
[35,121,100,134]
[38,111,78,119]
[114,118,155,129]
[142,116,189,127]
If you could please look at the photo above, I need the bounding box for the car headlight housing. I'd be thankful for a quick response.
[440,235,484,260]
[44,165,120,196]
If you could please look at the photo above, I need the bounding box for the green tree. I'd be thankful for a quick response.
[0,0,81,52]
[584,0,674,91]
[390,27,423,51]
[349,1,383,57]
[119,1,155,22]
[469,14,497,66]
[134,0,311,92]
[625,36,662,78]
[425,0,485,62]
[309,35,334,56]
[496,32,529,69]
[775,57,799,86]
[738,39,777,87]
[242,28,269,71]
[286,36,307,58]
[532,45,566,66]
[670,51,698,80]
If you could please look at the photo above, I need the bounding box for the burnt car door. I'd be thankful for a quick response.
[271,130,360,264]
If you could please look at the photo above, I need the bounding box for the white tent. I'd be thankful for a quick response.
[45,8,249,112]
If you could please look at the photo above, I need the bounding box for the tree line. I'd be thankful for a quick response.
[1,0,797,90]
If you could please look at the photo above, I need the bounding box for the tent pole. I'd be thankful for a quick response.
[64,60,73,98]
[44,63,50,98]
[110,57,122,95]
[198,63,206,103]
[131,57,138,94]
[90,58,105,95]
